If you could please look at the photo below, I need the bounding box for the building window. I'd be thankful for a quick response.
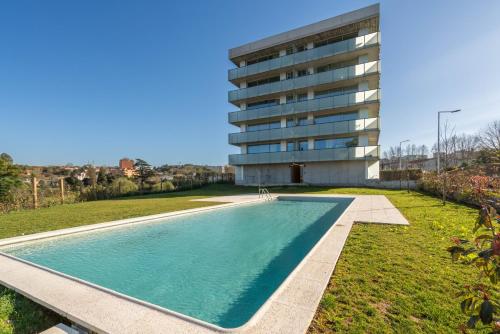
[314,137,358,150]
[314,112,358,124]
[299,141,308,151]
[247,76,280,88]
[313,32,358,48]
[297,93,308,102]
[314,85,358,99]
[247,143,281,154]
[246,52,279,66]
[287,142,295,151]
[298,117,308,126]
[316,59,357,73]
[246,121,281,132]
[246,99,279,110]
[296,69,308,77]
[286,118,295,127]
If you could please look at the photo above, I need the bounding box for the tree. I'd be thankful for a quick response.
[97,167,108,185]
[0,153,13,164]
[110,177,138,195]
[134,159,155,190]
[0,154,22,200]
[478,120,500,152]
[85,165,97,186]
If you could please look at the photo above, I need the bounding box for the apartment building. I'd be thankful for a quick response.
[227,4,381,185]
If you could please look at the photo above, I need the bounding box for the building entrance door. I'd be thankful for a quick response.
[290,164,302,183]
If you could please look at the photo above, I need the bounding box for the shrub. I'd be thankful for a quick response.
[109,177,139,196]
[380,169,422,181]
[152,181,174,192]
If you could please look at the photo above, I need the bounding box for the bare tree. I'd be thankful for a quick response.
[478,120,500,151]
[456,133,479,164]
[434,120,456,170]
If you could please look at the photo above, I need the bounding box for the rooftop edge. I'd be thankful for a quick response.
[228,3,379,60]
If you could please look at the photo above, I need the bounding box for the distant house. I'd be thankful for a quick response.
[119,158,137,178]
[119,158,134,170]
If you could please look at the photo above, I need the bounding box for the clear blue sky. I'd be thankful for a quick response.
[1,0,499,166]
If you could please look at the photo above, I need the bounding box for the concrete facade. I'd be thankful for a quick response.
[227,4,381,185]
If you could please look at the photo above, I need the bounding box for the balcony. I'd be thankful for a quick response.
[228,117,379,145]
[228,89,380,124]
[228,146,380,165]
[228,61,380,103]
[228,32,380,81]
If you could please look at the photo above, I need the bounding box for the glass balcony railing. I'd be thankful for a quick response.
[229,32,380,81]
[228,89,381,124]
[228,60,380,103]
[228,117,379,145]
[228,145,380,165]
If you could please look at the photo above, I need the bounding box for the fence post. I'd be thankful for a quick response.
[32,176,38,209]
[60,178,65,204]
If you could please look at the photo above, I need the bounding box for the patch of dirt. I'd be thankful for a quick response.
[409,315,422,323]
[373,301,391,316]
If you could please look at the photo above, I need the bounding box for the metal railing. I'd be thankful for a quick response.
[228,61,380,102]
[258,186,273,201]
[228,32,380,81]
[228,117,379,145]
[228,89,381,123]
[229,145,380,165]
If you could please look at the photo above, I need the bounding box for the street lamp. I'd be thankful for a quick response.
[399,139,410,170]
[437,109,461,173]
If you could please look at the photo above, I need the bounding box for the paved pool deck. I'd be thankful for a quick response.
[0,194,408,334]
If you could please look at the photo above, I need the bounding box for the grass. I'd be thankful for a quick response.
[0,184,484,333]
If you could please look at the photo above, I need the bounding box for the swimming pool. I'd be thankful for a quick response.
[1,196,352,329]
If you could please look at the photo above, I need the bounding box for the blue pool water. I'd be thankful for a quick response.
[2,197,351,328]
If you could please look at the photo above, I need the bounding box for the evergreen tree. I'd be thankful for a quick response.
[97,167,108,185]
[134,159,154,190]
[0,153,22,200]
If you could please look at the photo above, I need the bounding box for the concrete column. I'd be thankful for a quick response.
[279,95,287,104]
[308,66,314,75]
[280,117,287,128]
[239,60,246,67]
[308,138,314,150]
[279,49,286,57]
[241,144,247,154]
[307,90,314,100]
[240,102,246,111]
[280,140,287,152]
[240,81,247,89]
[240,124,246,132]
[280,72,286,80]
[306,42,314,49]
[307,113,314,124]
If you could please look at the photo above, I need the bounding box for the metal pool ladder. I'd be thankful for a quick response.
[258,186,273,201]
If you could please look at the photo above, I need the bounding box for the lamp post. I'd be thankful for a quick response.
[437,109,461,173]
[399,139,410,170]
[399,139,409,190]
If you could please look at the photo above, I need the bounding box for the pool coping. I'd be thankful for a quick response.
[0,194,408,333]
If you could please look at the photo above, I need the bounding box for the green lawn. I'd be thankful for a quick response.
[0,185,483,333]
